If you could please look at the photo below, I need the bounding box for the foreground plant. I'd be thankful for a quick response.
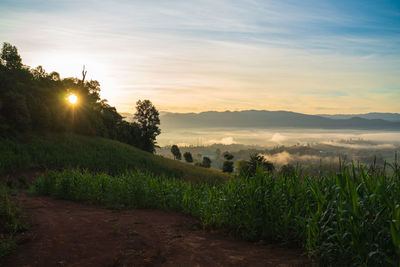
[32,168,400,266]
[0,186,27,259]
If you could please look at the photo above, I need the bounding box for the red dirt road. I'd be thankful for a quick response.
[2,194,310,267]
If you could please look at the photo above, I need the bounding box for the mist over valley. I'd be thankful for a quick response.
[154,110,400,171]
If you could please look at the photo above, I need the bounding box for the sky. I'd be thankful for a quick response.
[1,0,399,114]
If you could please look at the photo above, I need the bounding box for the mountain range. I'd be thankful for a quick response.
[318,113,400,122]
[159,111,400,130]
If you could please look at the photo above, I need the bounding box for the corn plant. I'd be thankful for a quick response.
[32,167,400,266]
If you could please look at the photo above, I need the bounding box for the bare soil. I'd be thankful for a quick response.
[2,193,310,267]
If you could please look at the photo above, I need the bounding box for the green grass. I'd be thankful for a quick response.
[3,133,400,265]
[0,186,27,259]
[32,168,400,266]
[0,133,227,184]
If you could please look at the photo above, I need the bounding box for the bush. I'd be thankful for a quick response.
[222,161,234,173]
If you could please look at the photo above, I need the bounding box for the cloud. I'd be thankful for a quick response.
[321,141,396,149]
[271,133,286,143]
[261,151,339,166]
[205,137,237,145]
[0,0,399,113]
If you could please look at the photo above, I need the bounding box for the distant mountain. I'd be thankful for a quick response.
[160,110,400,130]
[318,113,400,122]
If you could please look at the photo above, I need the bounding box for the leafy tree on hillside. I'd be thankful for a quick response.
[0,42,22,69]
[223,152,234,160]
[248,153,274,174]
[183,152,193,163]
[201,157,211,168]
[222,151,234,173]
[222,161,234,173]
[171,145,182,160]
[0,42,161,153]
[134,100,161,153]
[0,43,31,133]
[237,154,274,177]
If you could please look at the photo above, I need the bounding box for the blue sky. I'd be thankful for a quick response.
[1,0,399,113]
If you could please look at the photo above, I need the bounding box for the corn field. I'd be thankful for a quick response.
[32,166,400,266]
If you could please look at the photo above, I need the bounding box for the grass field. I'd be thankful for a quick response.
[0,133,227,184]
[2,133,400,265]
[0,186,27,259]
[32,168,400,266]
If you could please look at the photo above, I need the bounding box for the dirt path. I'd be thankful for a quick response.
[2,194,310,267]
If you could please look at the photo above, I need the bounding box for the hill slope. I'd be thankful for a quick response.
[0,133,227,183]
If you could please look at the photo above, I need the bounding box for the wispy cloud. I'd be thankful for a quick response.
[1,0,399,113]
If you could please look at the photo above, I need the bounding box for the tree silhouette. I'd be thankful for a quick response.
[0,42,161,153]
[183,152,193,163]
[171,145,182,160]
[222,151,234,173]
[134,100,161,153]
[201,157,211,168]
[222,161,234,173]
[223,152,234,160]
[0,42,22,69]
[247,153,274,174]
[236,154,275,177]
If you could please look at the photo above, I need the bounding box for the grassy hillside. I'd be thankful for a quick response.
[3,133,400,265]
[0,133,227,184]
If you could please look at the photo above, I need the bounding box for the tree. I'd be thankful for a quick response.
[223,151,234,160]
[222,161,234,173]
[235,160,250,177]
[0,42,159,150]
[248,153,274,174]
[171,145,182,160]
[237,154,275,177]
[280,164,296,177]
[0,42,22,69]
[183,152,193,163]
[201,157,211,168]
[0,43,31,134]
[222,151,234,173]
[134,100,161,153]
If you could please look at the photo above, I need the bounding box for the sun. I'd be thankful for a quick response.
[67,93,78,104]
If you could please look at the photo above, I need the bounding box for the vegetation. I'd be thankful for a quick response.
[32,167,400,266]
[237,154,275,176]
[201,157,211,168]
[0,187,27,259]
[183,152,193,163]
[1,42,399,266]
[0,42,160,153]
[280,164,296,177]
[222,161,234,173]
[170,145,182,160]
[222,152,234,173]
[0,134,227,183]
[133,100,161,153]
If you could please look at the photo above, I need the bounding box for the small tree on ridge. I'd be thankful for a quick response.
[183,152,193,163]
[171,145,182,160]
